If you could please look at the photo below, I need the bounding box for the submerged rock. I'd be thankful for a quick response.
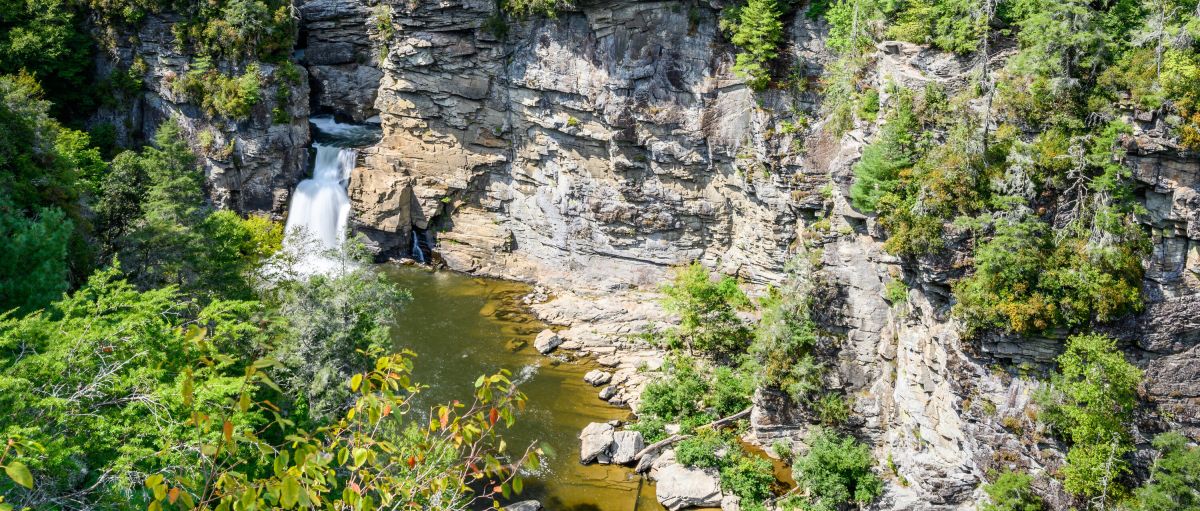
[610,430,644,465]
[583,370,612,386]
[579,422,615,464]
[503,501,542,511]
[534,329,562,354]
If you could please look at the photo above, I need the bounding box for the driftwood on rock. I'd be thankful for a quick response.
[632,406,752,472]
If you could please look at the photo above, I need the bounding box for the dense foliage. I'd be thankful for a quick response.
[723,0,786,90]
[1129,432,1200,511]
[0,64,535,508]
[676,430,777,505]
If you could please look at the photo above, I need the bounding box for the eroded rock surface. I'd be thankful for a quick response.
[92,14,311,217]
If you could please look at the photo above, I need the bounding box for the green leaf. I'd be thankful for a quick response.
[352,448,369,468]
[5,461,32,489]
[281,476,300,508]
[513,475,523,494]
[239,392,251,412]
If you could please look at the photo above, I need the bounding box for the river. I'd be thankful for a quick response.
[381,265,665,510]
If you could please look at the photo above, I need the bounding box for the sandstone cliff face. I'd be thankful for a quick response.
[342,0,830,286]
[92,14,312,216]
[315,0,1200,508]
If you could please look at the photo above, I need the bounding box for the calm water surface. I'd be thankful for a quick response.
[381,265,664,511]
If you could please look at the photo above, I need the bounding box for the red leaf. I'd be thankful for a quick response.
[488,408,499,426]
[407,456,416,469]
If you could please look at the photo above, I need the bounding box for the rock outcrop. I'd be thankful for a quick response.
[92,14,311,217]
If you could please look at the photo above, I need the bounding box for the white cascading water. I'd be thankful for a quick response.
[277,116,380,275]
[282,143,356,274]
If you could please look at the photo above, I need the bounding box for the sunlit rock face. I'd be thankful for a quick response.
[91,14,311,217]
[299,0,1200,508]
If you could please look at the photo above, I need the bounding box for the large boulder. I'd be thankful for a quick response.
[652,450,723,511]
[610,430,644,465]
[534,329,562,354]
[579,422,615,464]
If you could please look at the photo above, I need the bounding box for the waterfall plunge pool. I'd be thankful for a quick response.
[381,265,665,511]
[287,115,668,509]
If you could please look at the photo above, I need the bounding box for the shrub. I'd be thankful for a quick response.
[953,217,1145,335]
[792,429,883,511]
[720,453,776,503]
[884,0,986,54]
[814,393,851,426]
[979,471,1044,511]
[638,355,710,423]
[502,0,563,18]
[676,429,732,469]
[706,366,757,416]
[174,60,262,120]
[883,278,907,304]
[750,265,823,403]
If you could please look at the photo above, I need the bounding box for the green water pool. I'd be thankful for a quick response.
[381,264,664,511]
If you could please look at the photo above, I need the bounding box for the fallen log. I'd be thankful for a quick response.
[631,406,752,472]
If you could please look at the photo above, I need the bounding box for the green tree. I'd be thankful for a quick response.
[0,0,96,119]
[1038,333,1142,501]
[727,0,785,90]
[0,200,71,313]
[980,471,1045,511]
[268,264,412,422]
[0,73,99,308]
[886,0,986,54]
[660,262,752,359]
[849,90,919,212]
[750,258,825,404]
[1129,432,1200,511]
[792,429,883,511]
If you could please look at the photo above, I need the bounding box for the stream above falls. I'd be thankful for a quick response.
[381,265,665,511]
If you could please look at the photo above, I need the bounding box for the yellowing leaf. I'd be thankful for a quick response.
[350,374,363,392]
[5,461,32,489]
[281,475,300,509]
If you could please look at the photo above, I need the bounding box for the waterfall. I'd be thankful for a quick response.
[282,143,357,273]
[412,231,425,264]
